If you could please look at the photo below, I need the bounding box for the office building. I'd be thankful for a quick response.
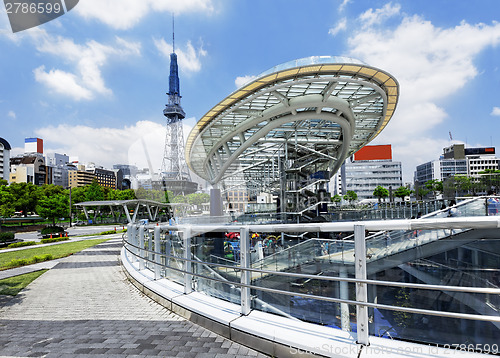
[92,167,117,189]
[24,137,43,154]
[68,170,95,188]
[226,190,249,213]
[414,144,499,184]
[113,164,137,190]
[0,137,11,182]
[45,153,73,188]
[344,145,402,201]
[9,153,46,185]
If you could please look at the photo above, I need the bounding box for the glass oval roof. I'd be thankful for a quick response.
[257,56,367,78]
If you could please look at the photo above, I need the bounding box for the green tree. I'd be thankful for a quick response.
[394,186,411,201]
[40,184,64,198]
[478,170,500,194]
[165,190,174,203]
[68,186,87,204]
[116,189,136,200]
[36,193,69,227]
[373,186,389,203]
[8,182,41,216]
[425,179,443,199]
[344,190,357,203]
[172,195,188,204]
[444,175,472,197]
[0,186,15,217]
[415,186,430,200]
[85,180,105,201]
[331,194,342,205]
[186,193,210,209]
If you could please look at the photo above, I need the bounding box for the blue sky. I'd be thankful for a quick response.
[1,0,500,183]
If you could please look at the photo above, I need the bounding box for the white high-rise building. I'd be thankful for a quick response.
[0,137,11,182]
[344,145,402,201]
[414,144,499,184]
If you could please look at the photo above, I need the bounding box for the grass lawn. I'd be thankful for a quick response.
[0,270,48,296]
[0,239,110,270]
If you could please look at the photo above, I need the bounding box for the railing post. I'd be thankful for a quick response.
[183,226,193,294]
[126,223,134,262]
[354,224,369,346]
[154,225,161,280]
[138,225,145,270]
[240,226,251,315]
[339,266,350,331]
[148,230,153,270]
[165,235,171,279]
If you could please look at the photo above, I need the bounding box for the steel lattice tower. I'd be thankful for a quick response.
[159,20,197,195]
[161,51,190,181]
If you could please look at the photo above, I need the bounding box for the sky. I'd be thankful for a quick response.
[1,0,500,183]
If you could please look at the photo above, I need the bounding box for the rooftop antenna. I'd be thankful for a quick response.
[172,13,175,53]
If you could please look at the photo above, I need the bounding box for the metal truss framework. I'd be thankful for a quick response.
[75,199,171,224]
[186,56,399,202]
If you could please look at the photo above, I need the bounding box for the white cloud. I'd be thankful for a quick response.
[34,66,93,100]
[7,111,16,119]
[346,5,500,181]
[359,3,401,28]
[33,35,141,100]
[491,107,500,116]
[154,38,207,73]
[235,75,257,88]
[329,18,347,36]
[338,0,351,12]
[75,0,215,30]
[36,119,196,172]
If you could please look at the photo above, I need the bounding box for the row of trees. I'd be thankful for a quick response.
[418,172,500,199]
[0,180,137,225]
[331,185,413,204]
[0,180,210,224]
[332,171,500,205]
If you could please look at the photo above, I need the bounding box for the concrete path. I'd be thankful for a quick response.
[0,260,60,280]
[0,238,268,357]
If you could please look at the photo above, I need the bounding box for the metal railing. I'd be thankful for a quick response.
[122,214,500,349]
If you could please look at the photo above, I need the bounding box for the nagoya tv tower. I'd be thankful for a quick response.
[160,16,197,195]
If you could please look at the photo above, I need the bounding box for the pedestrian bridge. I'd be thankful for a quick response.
[121,196,500,357]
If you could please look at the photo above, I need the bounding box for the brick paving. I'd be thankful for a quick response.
[0,239,268,357]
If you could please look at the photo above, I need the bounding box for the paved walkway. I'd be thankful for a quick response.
[0,238,268,357]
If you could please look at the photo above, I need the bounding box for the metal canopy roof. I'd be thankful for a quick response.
[75,200,170,207]
[186,56,399,185]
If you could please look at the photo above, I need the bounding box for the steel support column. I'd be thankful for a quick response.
[354,224,369,346]
[240,226,251,315]
[139,226,145,271]
[154,226,161,280]
[183,226,193,294]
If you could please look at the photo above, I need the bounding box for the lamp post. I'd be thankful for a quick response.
[69,186,72,227]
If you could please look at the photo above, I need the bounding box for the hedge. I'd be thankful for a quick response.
[41,226,65,235]
[40,237,69,244]
[0,232,15,243]
[7,241,36,248]
[5,254,53,268]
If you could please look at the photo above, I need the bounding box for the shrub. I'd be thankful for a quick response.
[6,258,29,268]
[99,230,117,235]
[5,254,53,268]
[41,226,64,235]
[40,237,69,244]
[7,241,36,248]
[0,232,15,243]
[31,254,53,263]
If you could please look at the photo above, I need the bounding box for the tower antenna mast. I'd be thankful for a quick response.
[160,14,197,195]
[172,13,175,53]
